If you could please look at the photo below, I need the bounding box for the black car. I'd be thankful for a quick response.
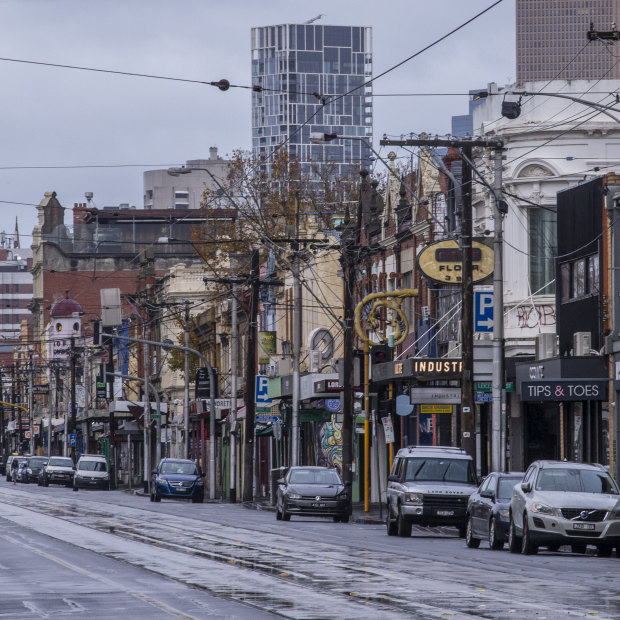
[150,458,205,503]
[24,456,49,483]
[276,466,351,523]
[0,455,5,475]
[466,471,524,550]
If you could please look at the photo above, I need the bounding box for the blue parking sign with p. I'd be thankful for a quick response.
[255,375,272,403]
[474,291,494,333]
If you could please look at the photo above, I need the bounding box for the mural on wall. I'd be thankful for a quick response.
[317,422,343,473]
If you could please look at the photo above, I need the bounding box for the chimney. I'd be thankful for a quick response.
[209,146,218,160]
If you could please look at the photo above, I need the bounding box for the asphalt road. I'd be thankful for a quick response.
[1,478,620,619]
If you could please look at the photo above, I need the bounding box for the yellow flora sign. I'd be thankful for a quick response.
[417,240,494,284]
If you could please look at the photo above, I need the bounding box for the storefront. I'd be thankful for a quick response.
[515,357,609,467]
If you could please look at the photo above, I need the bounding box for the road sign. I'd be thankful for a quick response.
[69,433,77,447]
[255,415,281,423]
[255,375,272,404]
[475,392,493,403]
[474,290,494,332]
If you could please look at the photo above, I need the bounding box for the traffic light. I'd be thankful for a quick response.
[370,345,392,365]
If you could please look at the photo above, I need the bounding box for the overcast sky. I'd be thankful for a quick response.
[0,0,515,244]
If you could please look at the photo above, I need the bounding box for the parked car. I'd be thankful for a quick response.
[276,466,351,522]
[509,460,620,556]
[0,455,5,475]
[151,458,205,503]
[466,471,524,550]
[6,455,28,482]
[386,446,479,537]
[23,456,49,483]
[73,454,110,491]
[39,456,75,486]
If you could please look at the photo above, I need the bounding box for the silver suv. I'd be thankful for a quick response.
[508,460,620,556]
[386,446,478,537]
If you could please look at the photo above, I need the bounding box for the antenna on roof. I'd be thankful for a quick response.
[304,14,325,24]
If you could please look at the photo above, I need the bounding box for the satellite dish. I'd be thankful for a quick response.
[161,338,175,352]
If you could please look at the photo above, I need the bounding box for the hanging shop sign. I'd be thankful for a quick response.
[410,386,461,404]
[521,379,608,402]
[258,331,277,364]
[373,358,463,382]
[419,404,453,414]
[417,239,494,284]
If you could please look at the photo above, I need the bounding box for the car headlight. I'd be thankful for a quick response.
[405,492,423,503]
[288,493,302,499]
[155,476,165,485]
[498,508,510,519]
[196,479,204,486]
[102,473,110,480]
[27,468,32,474]
[530,502,555,515]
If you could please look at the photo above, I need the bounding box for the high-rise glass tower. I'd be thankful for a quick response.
[251,24,373,178]
[516,0,620,82]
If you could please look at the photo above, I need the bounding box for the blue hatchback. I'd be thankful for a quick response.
[150,458,205,503]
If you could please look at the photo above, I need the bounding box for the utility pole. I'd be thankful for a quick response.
[340,205,357,487]
[184,300,190,460]
[28,351,34,455]
[491,147,505,471]
[70,338,77,460]
[460,144,476,459]
[242,249,260,502]
[0,370,4,460]
[230,282,238,503]
[291,241,301,467]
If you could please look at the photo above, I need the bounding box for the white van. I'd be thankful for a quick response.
[73,454,110,491]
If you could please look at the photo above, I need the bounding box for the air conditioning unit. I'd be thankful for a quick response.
[220,300,231,313]
[309,349,322,373]
[447,340,461,358]
[278,358,292,375]
[574,332,592,357]
[536,333,558,360]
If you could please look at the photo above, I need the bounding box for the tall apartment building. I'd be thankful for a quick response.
[143,148,229,210]
[517,0,620,82]
[251,23,373,178]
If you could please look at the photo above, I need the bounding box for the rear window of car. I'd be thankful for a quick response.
[536,468,619,494]
[403,458,477,484]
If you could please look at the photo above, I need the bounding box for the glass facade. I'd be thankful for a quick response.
[529,207,557,296]
[516,0,620,82]
[251,24,373,178]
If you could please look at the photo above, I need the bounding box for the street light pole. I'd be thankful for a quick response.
[184,300,190,460]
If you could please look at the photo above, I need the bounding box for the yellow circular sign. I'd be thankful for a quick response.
[417,240,494,284]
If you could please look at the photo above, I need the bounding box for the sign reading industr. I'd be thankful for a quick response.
[521,379,608,402]
[417,240,494,284]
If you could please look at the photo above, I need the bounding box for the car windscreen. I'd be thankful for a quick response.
[160,462,198,475]
[49,458,73,467]
[535,468,619,494]
[78,460,107,472]
[29,458,48,467]
[288,469,342,485]
[497,477,523,500]
[403,457,477,484]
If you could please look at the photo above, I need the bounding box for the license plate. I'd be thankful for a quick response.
[174,488,186,492]
[573,523,595,530]
[312,502,326,508]
[436,510,454,516]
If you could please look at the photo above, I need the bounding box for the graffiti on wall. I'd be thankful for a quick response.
[317,422,343,474]
[515,304,556,329]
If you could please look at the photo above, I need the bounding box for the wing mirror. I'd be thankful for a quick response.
[151,468,158,475]
[521,481,532,493]
[480,489,494,500]
[387,474,400,482]
[277,477,286,484]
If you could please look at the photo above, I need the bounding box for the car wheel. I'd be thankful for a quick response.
[597,544,613,558]
[150,492,155,502]
[386,504,398,536]
[571,544,587,554]
[73,481,79,492]
[508,517,521,554]
[521,516,538,555]
[154,493,162,502]
[489,517,504,550]
[546,543,560,552]
[282,504,291,521]
[340,515,350,524]
[333,516,341,523]
[192,495,204,503]
[276,506,283,521]
[396,505,412,538]
[465,516,480,548]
